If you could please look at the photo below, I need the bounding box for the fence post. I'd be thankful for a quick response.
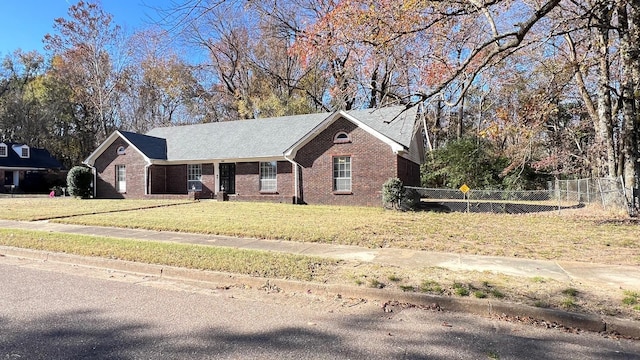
[598,178,605,208]
[556,179,561,213]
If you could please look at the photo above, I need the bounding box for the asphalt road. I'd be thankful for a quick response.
[1,256,639,359]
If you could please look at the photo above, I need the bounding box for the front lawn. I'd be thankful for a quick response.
[12,199,631,265]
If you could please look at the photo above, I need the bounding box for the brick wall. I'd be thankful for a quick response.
[234,161,294,203]
[201,163,214,198]
[294,117,400,206]
[93,140,148,198]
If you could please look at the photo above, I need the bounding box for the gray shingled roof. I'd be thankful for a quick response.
[144,106,418,161]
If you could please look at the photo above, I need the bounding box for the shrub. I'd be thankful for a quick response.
[66,166,93,199]
[382,177,404,209]
[382,178,419,211]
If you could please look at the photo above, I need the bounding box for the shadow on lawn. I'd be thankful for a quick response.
[418,201,585,214]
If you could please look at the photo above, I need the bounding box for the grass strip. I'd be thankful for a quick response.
[0,229,338,282]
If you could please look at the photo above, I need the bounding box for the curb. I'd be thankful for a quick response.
[1,246,638,339]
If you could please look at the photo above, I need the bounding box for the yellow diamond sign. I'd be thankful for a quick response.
[459,184,470,194]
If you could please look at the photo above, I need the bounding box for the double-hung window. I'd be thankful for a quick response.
[187,164,202,191]
[259,161,277,192]
[0,144,6,157]
[115,165,126,193]
[333,156,351,192]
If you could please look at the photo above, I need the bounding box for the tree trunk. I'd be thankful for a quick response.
[595,4,617,178]
[618,2,638,189]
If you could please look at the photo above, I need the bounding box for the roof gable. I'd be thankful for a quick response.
[83,130,167,166]
[285,106,419,159]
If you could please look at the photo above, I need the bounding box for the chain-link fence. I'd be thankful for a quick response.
[407,177,629,214]
[550,177,629,211]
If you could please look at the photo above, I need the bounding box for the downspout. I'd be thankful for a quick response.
[85,163,97,198]
[284,154,300,204]
[144,163,151,196]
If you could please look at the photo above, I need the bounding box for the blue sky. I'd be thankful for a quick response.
[0,1,170,57]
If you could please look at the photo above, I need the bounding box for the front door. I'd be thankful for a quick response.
[219,163,236,194]
[4,171,13,185]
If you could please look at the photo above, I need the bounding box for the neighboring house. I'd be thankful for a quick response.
[0,142,64,192]
[84,106,425,206]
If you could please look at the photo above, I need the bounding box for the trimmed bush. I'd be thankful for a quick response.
[66,166,93,198]
[382,177,404,209]
[383,178,418,211]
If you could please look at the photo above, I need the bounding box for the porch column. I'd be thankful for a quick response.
[214,162,220,195]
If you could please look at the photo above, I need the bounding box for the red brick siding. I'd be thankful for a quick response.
[294,117,399,206]
[93,140,148,198]
[201,163,215,198]
[233,161,294,203]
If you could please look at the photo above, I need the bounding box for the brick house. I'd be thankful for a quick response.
[0,142,64,193]
[83,106,425,206]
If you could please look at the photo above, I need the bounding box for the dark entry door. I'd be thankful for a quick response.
[219,163,236,194]
[4,171,13,185]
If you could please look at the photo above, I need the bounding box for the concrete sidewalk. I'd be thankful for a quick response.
[1,219,638,291]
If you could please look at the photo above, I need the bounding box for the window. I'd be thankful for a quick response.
[0,144,6,157]
[187,164,202,191]
[115,165,126,193]
[259,161,277,192]
[333,156,351,192]
[333,132,350,143]
[21,147,29,158]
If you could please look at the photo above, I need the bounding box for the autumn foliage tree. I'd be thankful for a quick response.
[2,0,639,192]
[44,1,127,150]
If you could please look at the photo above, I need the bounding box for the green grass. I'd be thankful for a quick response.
[562,288,579,297]
[387,274,402,282]
[561,298,578,309]
[420,280,443,294]
[0,228,338,282]
[1,199,638,265]
[399,285,415,292]
[453,283,470,296]
[490,289,505,298]
[622,291,639,306]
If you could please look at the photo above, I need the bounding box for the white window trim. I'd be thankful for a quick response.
[333,131,351,143]
[12,144,29,158]
[0,143,7,157]
[259,161,277,192]
[187,164,203,192]
[333,156,352,192]
[115,165,126,193]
